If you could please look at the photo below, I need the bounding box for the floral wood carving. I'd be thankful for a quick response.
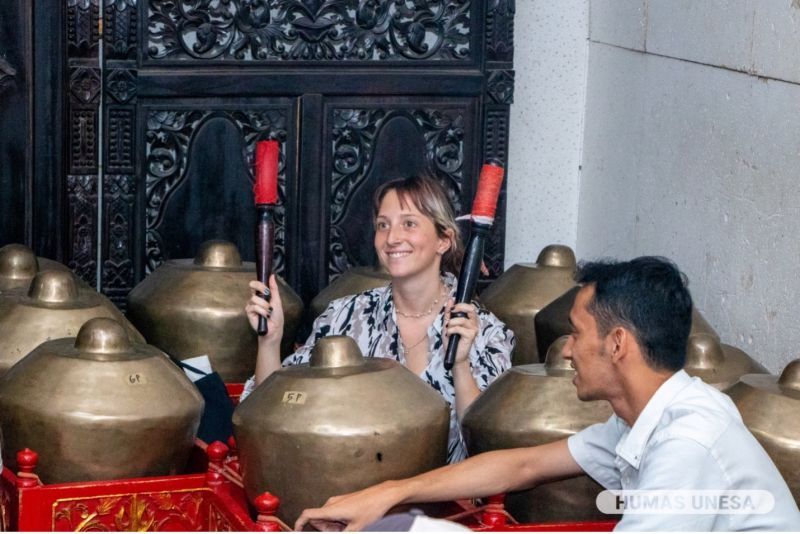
[329,107,466,278]
[147,0,471,61]
[144,108,289,273]
[52,490,231,531]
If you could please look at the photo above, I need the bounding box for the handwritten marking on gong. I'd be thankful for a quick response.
[127,373,148,385]
[282,391,307,404]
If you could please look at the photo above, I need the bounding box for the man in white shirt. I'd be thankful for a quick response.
[295,257,800,531]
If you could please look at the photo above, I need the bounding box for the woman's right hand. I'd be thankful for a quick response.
[246,274,284,346]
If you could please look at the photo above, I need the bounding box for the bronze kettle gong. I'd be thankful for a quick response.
[309,266,391,319]
[0,317,203,483]
[0,243,77,293]
[0,270,144,376]
[725,360,800,502]
[233,335,450,524]
[685,332,767,390]
[126,240,303,382]
[462,336,614,522]
[481,244,577,365]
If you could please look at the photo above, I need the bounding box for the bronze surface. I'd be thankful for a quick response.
[0,243,83,293]
[481,245,577,365]
[685,333,768,390]
[232,336,450,524]
[462,337,614,522]
[126,240,303,382]
[309,266,391,319]
[0,317,203,483]
[725,360,800,502]
[0,271,144,376]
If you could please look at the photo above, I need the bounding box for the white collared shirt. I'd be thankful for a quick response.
[568,370,800,531]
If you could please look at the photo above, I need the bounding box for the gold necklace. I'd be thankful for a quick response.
[395,285,446,319]
[402,332,429,354]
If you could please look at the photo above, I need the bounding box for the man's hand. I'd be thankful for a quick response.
[294,441,582,531]
[294,482,402,532]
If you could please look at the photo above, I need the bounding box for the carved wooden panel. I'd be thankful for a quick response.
[67,175,98,286]
[1,0,514,312]
[145,0,476,63]
[141,102,296,276]
[321,99,477,286]
[486,0,514,63]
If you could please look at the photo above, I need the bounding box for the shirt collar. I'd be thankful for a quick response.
[616,369,694,469]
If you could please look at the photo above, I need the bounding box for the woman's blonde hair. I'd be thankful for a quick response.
[372,174,464,275]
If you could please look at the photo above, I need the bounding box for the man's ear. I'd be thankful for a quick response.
[608,327,628,363]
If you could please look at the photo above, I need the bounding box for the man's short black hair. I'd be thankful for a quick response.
[575,256,692,372]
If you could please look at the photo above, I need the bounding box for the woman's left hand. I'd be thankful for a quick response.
[443,298,480,365]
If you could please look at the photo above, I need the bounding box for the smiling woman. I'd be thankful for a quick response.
[242,174,515,463]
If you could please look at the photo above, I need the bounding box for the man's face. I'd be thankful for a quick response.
[562,284,615,401]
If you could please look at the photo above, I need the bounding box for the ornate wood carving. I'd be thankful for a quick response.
[52,490,232,531]
[103,174,136,308]
[144,107,290,274]
[106,66,137,104]
[486,69,514,105]
[486,0,514,63]
[67,175,98,287]
[67,0,101,57]
[70,108,99,173]
[146,0,472,62]
[65,0,101,283]
[328,106,468,280]
[105,0,138,60]
[23,0,515,307]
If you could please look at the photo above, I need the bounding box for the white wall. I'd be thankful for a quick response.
[505,0,588,266]
[578,0,800,373]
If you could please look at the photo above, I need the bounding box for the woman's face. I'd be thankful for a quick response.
[374,189,451,282]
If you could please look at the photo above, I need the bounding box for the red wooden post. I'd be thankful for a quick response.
[481,494,507,528]
[205,441,229,487]
[226,436,241,474]
[254,492,282,532]
[15,449,40,489]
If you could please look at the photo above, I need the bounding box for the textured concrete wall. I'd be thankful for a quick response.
[578,0,800,372]
[505,0,588,265]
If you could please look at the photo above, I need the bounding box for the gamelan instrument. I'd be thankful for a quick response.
[233,335,449,524]
[310,266,391,319]
[725,359,800,502]
[0,317,203,483]
[481,244,576,365]
[462,336,614,522]
[0,269,144,376]
[127,240,303,382]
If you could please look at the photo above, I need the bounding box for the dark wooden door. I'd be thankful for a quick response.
[1,0,515,310]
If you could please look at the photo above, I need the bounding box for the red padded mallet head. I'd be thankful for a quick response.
[471,162,505,225]
[254,140,279,205]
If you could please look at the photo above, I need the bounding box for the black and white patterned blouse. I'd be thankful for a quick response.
[242,272,515,463]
